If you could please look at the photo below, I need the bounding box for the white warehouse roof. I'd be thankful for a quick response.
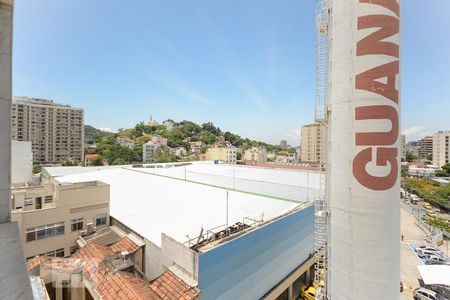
[55,165,313,247]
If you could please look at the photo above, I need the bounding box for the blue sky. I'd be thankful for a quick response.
[12,1,450,145]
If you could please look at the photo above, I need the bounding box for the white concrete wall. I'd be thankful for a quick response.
[161,233,198,280]
[144,239,164,280]
[0,0,14,223]
[12,140,33,184]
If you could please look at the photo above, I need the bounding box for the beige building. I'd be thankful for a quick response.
[189,141,204,153]
[418,135,433,160]
[244,147,267,163]
[11,181,110,259]
[116,136,135,149]
[205,147,237,164]
[433,131,450,167]
[11,96,84,164]
[300,121,326,164]
[400,134,406,160]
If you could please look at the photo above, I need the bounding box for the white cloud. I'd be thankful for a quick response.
[401,126,427,141]
[98,127,117,133]
[284,128,301,146]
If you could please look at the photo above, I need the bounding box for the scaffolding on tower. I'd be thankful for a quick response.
[314,0,330,298]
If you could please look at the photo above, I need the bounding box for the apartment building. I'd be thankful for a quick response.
[400,134,406,159]
[116,136,135,149]
[280,139,287,149]
[143,140,158,163]
[243,147,268,163]
[11,181,110,259]
[418,136,433,160]
[205,146,237,164]
[189,141,204,153]
[152,135,168,148]
[433,131,450,167]
[11,96,84,164]
[300,121,326,164]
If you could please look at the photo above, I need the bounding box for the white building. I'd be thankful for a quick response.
[433,131,450,167]
[163,120,175,131]
[11,141,33,184]
[43,163,320,300]
[152,135,168,148]
[171,147,187,157]
[116,136,135,149]
[400,134,406,159]
[243,147,267,163]
[143,141,158,163]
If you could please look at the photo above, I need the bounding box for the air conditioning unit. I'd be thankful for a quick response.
[80,230,88,237]
[86,223,96,235]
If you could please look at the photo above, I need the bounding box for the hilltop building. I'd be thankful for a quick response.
[151,135,168,148]
[433,131,450,167]
[116,136,135,149]
[163,120,175,131]
[280,139,288,149]
[189,141,204,153]
[143,141,158,163]
[11,96,84,164]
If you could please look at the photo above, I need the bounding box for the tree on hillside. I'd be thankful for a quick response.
[154,150,176,163]
[427,153,433,161]
[105,145,140,165]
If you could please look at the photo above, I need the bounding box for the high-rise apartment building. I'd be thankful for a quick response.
[300,121,326,164]
[280,140,287,149]
[417,136,433,160]
[433,131,450,167]
[400,134,406,159]
[11,97,84,164]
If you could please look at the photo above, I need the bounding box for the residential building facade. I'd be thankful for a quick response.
[163,120,175,131]
[11,181,110,259]
[11,96,84,164]
[116,136,135,149]
[189,141,204,153]
[433,131,450,167]
[143,141,158,163]
[400,134,406,159]
[205,147,237,164]
[300,121,326,164]
[152,135,168,148]
[418,136,433,160]
[12,140,33,185]
[243,147,268,163]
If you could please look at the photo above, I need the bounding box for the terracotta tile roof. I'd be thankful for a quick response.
[110,237,141,254]
[150,270,198,300]
[28,242,199,300]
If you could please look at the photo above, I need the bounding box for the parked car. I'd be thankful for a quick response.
[425,255,449,265]
[418,248,444,259]
[301,285,315,300]
[400,282,404,292]
[411,198,418,205]
[414,287,441,300]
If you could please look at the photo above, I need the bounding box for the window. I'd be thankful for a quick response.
[44,195,53,203]
[55,248,64,258]
[35,197,42,210]
[95,213,107,226]
[70,246,78,255]
[24,198,33,206]
[71,218,84,232]
[26,222,65,242]
[26,229,36,242]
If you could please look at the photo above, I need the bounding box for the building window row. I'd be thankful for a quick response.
[71,218,84,232]
[26,222,65,242]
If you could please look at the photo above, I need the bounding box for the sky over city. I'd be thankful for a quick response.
[12,0,450,145]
